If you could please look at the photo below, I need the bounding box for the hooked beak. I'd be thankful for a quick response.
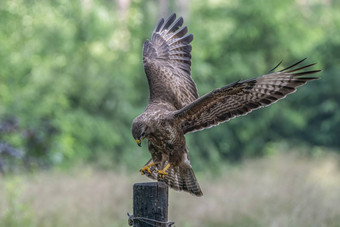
[136,139,142,147]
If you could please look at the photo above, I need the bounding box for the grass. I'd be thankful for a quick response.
[1,152,340,227]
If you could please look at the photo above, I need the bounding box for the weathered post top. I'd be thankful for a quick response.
[129,182,173,227]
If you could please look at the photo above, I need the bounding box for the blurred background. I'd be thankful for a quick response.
[0,0,339,226]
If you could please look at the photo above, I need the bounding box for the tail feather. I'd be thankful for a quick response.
[143,159,203,196]
[166,165,203,197]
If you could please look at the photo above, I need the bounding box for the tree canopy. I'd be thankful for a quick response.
[0,0,338,172]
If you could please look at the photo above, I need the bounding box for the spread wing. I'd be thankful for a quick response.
[143,13,198,109]
[174,59,321,134]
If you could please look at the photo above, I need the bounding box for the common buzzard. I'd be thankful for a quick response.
[131,13,320,196]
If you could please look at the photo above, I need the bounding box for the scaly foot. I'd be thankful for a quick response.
[155,169,168,179]
[155,163,170,179]
[140,162,155,175]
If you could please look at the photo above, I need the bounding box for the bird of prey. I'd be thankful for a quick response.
[131,13,320,196]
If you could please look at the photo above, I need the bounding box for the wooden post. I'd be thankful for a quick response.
[132,182,170,227]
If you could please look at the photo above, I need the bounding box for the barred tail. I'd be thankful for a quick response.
[167,164,203,197]
[142,159,203,196]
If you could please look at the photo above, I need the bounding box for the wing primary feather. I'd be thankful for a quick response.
[268,60,283,73]
[169,33,193,46]
[153,18,164,34]
[169,43,191,51]
[281,86,296,92]
[167,17,184,34]
[279,58,307,72]
[167,26,188,41]
[292,70,321,76]
[160,13,177,31]
[286,63,316,73]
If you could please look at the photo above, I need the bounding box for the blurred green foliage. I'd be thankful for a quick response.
[0,0,338,171]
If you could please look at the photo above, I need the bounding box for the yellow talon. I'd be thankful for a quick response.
[155,164,170,179]
[140,166,150,175]
[156,170,168,179]
[140,162,155,175]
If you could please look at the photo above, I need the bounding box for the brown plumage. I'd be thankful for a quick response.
[131,13,321,196]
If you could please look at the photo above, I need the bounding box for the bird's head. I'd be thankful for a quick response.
[131,116,149,147]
